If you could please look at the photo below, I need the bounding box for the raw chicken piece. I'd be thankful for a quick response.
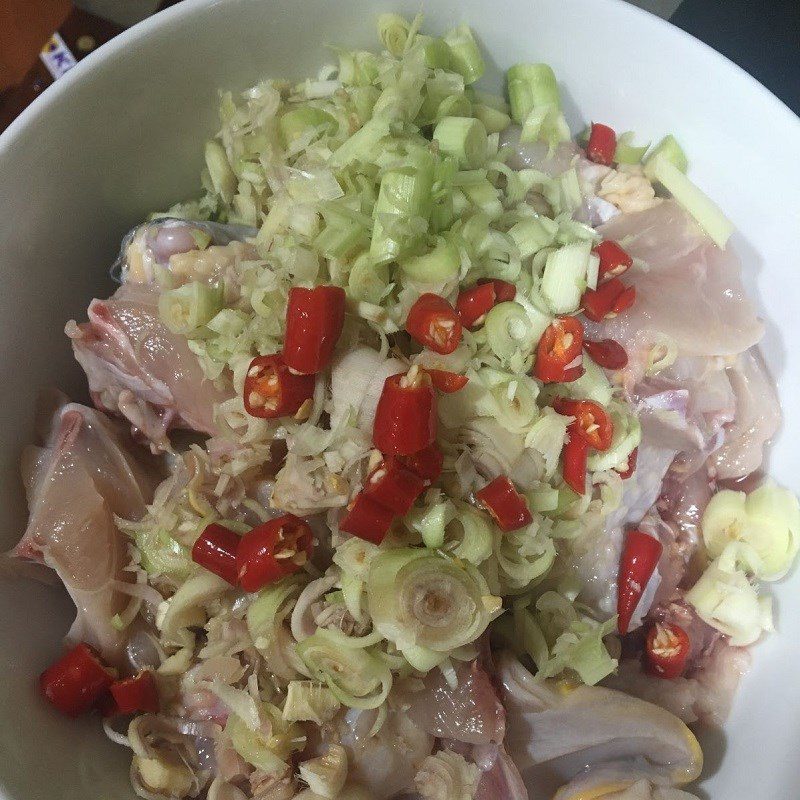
[603,640,749,727]
[498,653,702,795]
[405,659,506,745]
[563,442,675,622]
[67,282,231,450]
[553,767,699,800]
[710,349,780,480]
[13,396,160,662]
[472,743,529,800]
[590,201,763,366]
[499,126,580,176]
[330,708,434,799]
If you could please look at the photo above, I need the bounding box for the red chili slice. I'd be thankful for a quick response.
[594,240,633,281]
[191,523,240,585]
[456,283,497,329]
[339,494,395,545]
[426,368,469,393]
[282,285,346,374]
[479,278,516,303]
[243,354,316,419]
[645,622,691,679]
[475,475,533,532]
[561,435,589,495]
[617,529,663,635]
[616,447,638,479]
[237,514,314,593]
[581,278,636,322]
[398,443,444,485]
[534,316,584,384]
[554,398,614,451]
[587,122,617,166]
[109,670,160,714]
[584,338,628,370]
[373,369,437,456]
[363,458,426,515]
[613,285,637,315]
[406,293,462,355]
[40,643,113,717]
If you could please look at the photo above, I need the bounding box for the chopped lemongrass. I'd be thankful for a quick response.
[558,168,583,214]
[472,104,512,134]
[507,63,561,124]
[419,35,452,69]
[204,140,237,202]
[433,117,488,169]
[337,50,379,86]
[614,131,651,165]
[312,219,368,260]
[370,152,435,263]
[406,500,456,549]
[347,254,390,304]
[526,485,560,513]
[435,93,472,121]
[584,249,600,291]
[540,241,592,314]
[377,12,412,56]
[484,301,537,365]
[328,116,391,169]
[520,105,571,146]
[644,134,688,175]
[508,217,558,259]
[279,107,337,146]
[469,89,510,113]
[444,25,486,85]
[158,281,223,335]
[461,179,503,219]
[645,153,733,248]
[399,236,460,282]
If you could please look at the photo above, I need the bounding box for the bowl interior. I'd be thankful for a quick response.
[1,1,799,798]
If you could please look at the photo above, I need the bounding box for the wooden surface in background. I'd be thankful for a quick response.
[0,0,72,91]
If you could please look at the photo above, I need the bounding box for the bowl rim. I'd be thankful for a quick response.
[1,0,798,157]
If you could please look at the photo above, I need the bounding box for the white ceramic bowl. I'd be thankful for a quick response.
[1,1,799,798]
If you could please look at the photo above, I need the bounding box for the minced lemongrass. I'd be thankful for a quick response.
[433,117,488,169]
[645,153,733,248]
[279,106,338,147]
[506,63,561,124]
[443,25,485,85]
[399,236,460,282]
[462,179,503,219]
[435,93,472,122]
[644,133,688,174]
[347,253,391,303]
[472,104,512,134]
[158,281,224,336]
[484,301,537,366]
[205,140,237,203]
[540,241,592,314]
[614,131,651,165]
[508,217,558,259]
[377,12,412,56]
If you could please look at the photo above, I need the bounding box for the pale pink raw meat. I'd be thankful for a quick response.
[13,395,159,663]
[67,282,230,450]
[405,659,506,745]
[710,349,780,480]
[604,640,749,727]
[591,200,763,367]
[473,743,529,800]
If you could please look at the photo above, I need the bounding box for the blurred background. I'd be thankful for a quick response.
[1,0,798,132]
